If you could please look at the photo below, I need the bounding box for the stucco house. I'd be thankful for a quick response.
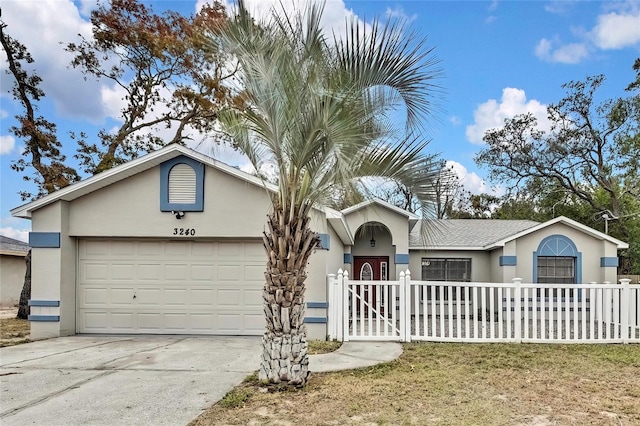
[0,235,29,307]
[11,144,628,340]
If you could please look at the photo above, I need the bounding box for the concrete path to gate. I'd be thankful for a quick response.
[0,336,402,426]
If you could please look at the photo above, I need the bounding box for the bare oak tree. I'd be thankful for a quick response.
[475,73,639,218]
[67,0,240,174]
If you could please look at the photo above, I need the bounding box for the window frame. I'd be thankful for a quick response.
[160,156,205,212]
[421,258,471,301]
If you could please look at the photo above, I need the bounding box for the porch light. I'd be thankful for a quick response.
[370,237,376,247]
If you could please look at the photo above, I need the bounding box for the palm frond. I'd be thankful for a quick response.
[212,0,444,216]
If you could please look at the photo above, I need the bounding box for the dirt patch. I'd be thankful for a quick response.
[190,343,640,426]
[1,317,30,347]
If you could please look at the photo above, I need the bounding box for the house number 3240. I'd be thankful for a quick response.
[173,228,195,236]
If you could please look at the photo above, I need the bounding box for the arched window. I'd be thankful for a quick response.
[160,156,204,212]
[359,262,373,280]
[533,234,582,295]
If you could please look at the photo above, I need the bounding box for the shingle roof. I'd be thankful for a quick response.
[409,219,540,249]
[0,235,29,254]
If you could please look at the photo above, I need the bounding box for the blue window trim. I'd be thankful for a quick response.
[600,257,619,267]
[532,234,582,284]
[160,156,205,212]
[303,317,327,324]
[29,232,60,248]
[395,254,410,264]
[318,234,330,250]
[28,315,60,322]
[307,301,328,309]
[28,300,60,307]
[499,256,517,266]
[343,253,352,264]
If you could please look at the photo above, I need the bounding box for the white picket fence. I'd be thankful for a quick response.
[326,270,640,344]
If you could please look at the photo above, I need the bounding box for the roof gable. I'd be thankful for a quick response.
[341,198,419,220]
[410,216,628,250]
[10,144,276,219]
[487,216,628,249]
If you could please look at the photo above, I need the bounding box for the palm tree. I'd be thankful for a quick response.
[213,0,443,387]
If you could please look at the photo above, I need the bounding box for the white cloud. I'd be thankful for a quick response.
[449,116,461,126]
[0,110,8,119]
[536,3,640,64]
[446,160,503,196]
[535,38,589,64]
[466,88,550,144]
[100,84,129,121]
[0,227,30,243]
[201,0,365,42]
[0,135,16,155]
[0,1,105,121]
[590,10,640,49]
[385,7,417,23]
[78,0,101,17]
[544,0,578,15]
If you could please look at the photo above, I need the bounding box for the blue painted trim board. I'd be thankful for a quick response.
[28,315,60,322]
[343,253,352,264]
[307,302,328,309]
[600,257,618,267]
[318,234,330,250]
[499,256,517,266]
[28,300,60,307]
[29,232,60,248]
[303,317,327,324]
[395,254,410,264]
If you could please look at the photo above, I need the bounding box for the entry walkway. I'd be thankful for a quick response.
[310,341,403,373]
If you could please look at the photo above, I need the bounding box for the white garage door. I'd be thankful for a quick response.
[78,239,265,335]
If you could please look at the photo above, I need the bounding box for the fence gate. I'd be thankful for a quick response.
[327,270,410,342]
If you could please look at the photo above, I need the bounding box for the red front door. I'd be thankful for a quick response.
[353,256,389,315]
[353,256,389,281]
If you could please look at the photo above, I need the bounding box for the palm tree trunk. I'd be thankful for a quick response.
[17,250,31,320]
[259,202,319,387]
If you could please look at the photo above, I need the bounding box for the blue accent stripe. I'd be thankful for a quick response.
[395,254,410,264]
[29,232,60,248]
[499,256,517,266]
[343,253,352,264]
[307,302,328,309]
[600,257,619,267]
[160,156,205,212]
[28,300,60,307]
[303,317,327,324]
[28,315,60,322]
[318,233,330,250]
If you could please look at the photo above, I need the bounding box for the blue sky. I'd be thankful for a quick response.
[1,0,639,241]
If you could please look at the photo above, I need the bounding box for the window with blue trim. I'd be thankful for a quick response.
[160,156,204,212]
[534,234,581,298]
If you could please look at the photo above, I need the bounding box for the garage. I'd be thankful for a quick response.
[77,239,265,335]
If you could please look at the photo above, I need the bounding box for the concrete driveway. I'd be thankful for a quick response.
[0,335,260,425]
